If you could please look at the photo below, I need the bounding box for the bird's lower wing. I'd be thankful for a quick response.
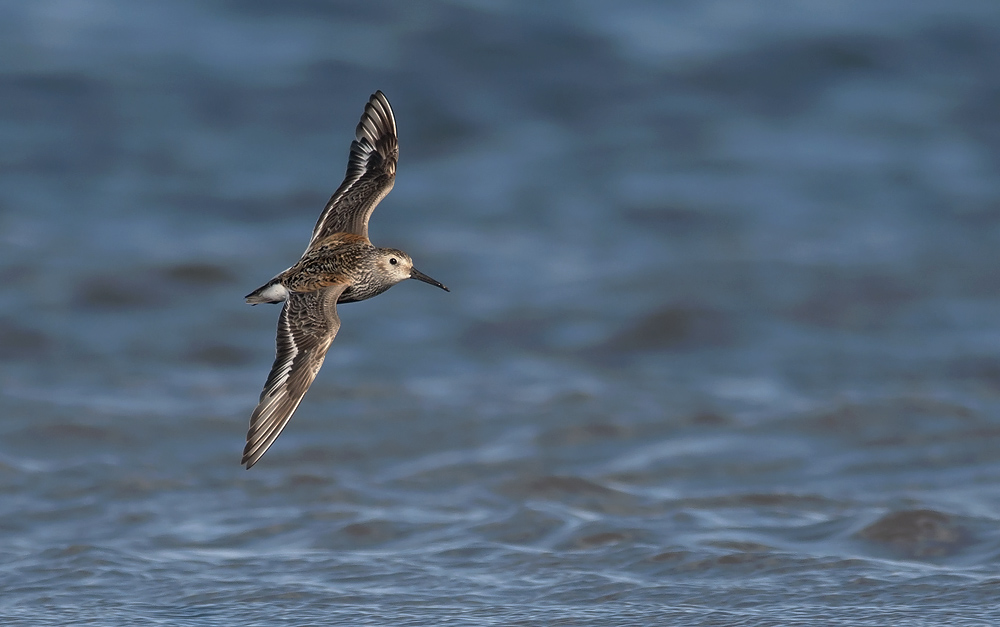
[242,285,346,469]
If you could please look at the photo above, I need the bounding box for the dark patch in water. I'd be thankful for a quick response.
[536,422,631,447]
[75,276,165,310]
[688,34,895,117]
[623,205,738,236]
[473,506,565,545]
[857,509,972,558]
[520,475,622,498]
[185,343,253,366]
[786,272,919,331]
[950,355,1000,390]
[573,531,630,549]
[648,550,688,563]
[707,540,774,553]
[598,306,736,352]
[0,318,51,360]
[161,263,237,286]
[285,473,331,487]
[155,190,322,222]
[684,411,732,427]
[459,314,559,354]
[29,423,123,443]
[792,398,980,446]
[502,475,642,515]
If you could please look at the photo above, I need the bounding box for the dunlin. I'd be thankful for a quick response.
[242,91,449,469]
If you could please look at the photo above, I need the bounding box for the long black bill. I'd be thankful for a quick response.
[410,268,450,292]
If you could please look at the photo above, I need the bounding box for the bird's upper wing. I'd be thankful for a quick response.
[242,284,347,469]
[307,91,397,249]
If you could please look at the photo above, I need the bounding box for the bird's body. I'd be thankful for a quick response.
[242,91,448,469]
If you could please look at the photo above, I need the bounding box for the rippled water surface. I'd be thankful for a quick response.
[3,1,1000,624]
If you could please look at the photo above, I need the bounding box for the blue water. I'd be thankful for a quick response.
[3,1,1000,624]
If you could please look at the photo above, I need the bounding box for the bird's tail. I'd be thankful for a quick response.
[245,279,289,305]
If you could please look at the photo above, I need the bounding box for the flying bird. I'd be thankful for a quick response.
[242,91,449,469]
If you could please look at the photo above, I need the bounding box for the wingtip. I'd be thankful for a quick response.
[242,444,264,469]
[357,90,396,141]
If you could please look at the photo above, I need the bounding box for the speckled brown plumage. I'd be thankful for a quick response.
[241,91,449,469]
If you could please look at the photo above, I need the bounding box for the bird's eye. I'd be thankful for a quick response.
[389,258,397,265]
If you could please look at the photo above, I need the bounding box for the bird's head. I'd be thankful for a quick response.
[376,248,449,292]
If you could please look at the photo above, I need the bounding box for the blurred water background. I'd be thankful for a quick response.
[3,1,1000,624]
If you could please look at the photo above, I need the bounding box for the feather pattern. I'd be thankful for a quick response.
[242,284,347,469]
[308,91,398,247]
